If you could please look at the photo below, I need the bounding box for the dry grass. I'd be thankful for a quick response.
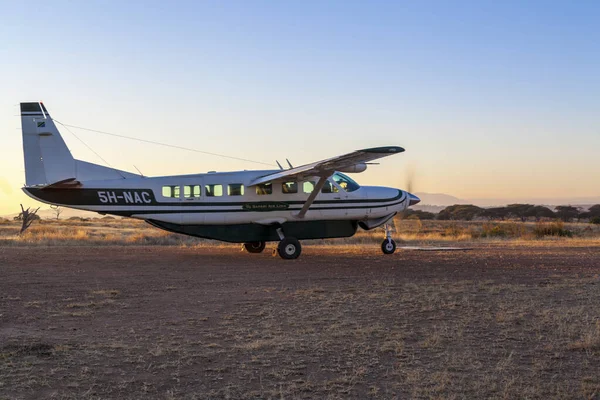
[0,218,599,249]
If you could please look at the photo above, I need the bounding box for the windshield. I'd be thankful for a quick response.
[332,172,360,192]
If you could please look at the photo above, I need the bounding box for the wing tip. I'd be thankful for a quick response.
[361,146,405,154]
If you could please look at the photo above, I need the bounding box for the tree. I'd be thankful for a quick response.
[437,204,483,221]
[15,204,40,234]
[588,204,600,218]
[554,205,580,222]
[505,204,534,222]
[527,205,555,221]
[50,204,63,220]
[480,207,508,221]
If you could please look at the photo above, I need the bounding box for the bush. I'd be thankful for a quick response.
[534,221,572,237]
[479,223,527,238]
[591,216,600,225]
[406,210,436,220]
[442,223,470,237]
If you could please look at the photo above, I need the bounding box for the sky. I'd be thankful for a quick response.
[1,0,599,214]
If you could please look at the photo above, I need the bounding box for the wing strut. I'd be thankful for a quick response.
[295,175,329,219]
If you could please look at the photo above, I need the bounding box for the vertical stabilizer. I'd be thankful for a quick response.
[21,102,75,186]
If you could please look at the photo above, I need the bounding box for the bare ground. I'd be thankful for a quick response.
[0,244,599,399]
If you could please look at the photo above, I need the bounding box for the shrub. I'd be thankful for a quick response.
[442,223,470,237]
[406,210,436,220]
[479,222,527,238]
[533,221,572,237]
[590,216,600,225]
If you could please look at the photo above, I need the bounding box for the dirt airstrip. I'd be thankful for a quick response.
[1,244,599,399]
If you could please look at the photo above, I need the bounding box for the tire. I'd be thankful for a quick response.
[277,237,302,260]
[244,241,266,253]
[381,239,396,255]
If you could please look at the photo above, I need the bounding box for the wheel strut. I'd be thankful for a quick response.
[273,225,301,259]
[381,223,397,255]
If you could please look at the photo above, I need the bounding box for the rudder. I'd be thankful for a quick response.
[21,102,75,186]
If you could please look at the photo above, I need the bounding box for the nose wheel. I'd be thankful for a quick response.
[381,238,397,254]
[381,223,397,255]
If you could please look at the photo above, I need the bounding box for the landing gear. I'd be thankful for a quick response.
[243,241,266,253]
[381,223,397,255]
[277,237,302,260]
[274,226,302,260]
[381,238,396,254]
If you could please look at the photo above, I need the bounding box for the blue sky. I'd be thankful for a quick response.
[1,1,599,213]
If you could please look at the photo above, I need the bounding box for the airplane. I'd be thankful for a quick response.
[19,101,420,259]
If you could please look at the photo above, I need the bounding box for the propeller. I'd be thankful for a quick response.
[390,166,420,237]
[405,166,415,195]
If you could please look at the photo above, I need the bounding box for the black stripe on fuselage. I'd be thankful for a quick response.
[91,197,406,217]
[24,187,403,207]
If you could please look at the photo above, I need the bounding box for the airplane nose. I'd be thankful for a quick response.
[408,192,420,206]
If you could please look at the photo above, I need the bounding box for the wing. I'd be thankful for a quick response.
[249,146,404,186]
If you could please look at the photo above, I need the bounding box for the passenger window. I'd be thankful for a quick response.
[162,185,181,198]
[256,183,272,195]
[228,184,244,196]
[303,181,315,194]
[321,181,339,194]
[184,185,201,198]
[205,184,223,197]
[282,181,298,194]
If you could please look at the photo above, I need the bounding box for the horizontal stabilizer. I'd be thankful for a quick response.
[41,178,81,189]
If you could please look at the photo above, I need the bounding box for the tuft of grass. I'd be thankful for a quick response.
[90,289,120,297]
[65,299,115,309]
[568,321,600,354]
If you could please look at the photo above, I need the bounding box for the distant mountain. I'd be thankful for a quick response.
[468,197,600,207]
[414,192,468,206]
[413,193,600,209]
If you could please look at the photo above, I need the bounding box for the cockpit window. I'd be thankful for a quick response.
[332,172,360,192]
[321,180,338,194]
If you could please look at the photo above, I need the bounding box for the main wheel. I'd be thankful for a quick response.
[381,239,396,255]
[277,237,302,260]
[244,241,266,253]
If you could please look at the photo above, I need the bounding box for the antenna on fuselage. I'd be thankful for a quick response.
[276,160,284,170]
[133,165,145,177]
[286,159,294,169]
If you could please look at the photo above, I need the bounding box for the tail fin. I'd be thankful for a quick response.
[20,102,140,187]
[21,102,75,186]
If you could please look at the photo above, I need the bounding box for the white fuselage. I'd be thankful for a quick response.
[24,169,409,225]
